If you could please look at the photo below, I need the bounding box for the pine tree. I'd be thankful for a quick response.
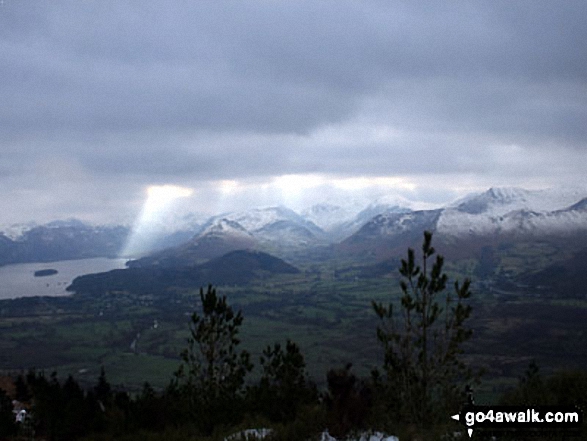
[372,231,476,427]
[0,388,16,438]
[324,364,372,438]
[251,339,317,422]
[94,366,111,407]
[176,285,252,433]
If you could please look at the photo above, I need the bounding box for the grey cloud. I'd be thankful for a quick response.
[3,1,586,139]
[1,1,586,224]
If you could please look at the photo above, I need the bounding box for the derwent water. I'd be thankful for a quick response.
[0,258,128,300]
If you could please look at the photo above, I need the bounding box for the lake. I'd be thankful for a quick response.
[0,258,129,300]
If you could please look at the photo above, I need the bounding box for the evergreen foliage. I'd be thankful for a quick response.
[0,387,16,438]
[501,362,587,409]
[6,241,587,440]
[175,284,253,434]
[499,364,587,440]
[372,231,477,427]
[14,373,30,402]
[249,339,318,423]
[8,369,115,440]
[324,363,372,439]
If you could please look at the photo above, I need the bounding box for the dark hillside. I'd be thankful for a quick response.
[67,249,299,295]
[521,247,587,298]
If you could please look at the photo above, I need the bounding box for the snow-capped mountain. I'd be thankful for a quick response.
[122,209,208,254]
[212,206,321,232]
[129,217,259,266]
[4,186,587,266]
[448,187,586,215]
[132,206,327,266]
[0,221,39,240]
[177,217,258,261]
[0,220,130,265]
[138,210,208,242]
[355,210,442,239]
[198,218,255,240]
[302,196,414,241]
[437,187,587,237]
[449,187,531,215]
[340,210,443,259]
[129,206,328,266]
[301,202,364,231]
[340,187,587,260]
[203,206,326,246]
[335,199,412,239]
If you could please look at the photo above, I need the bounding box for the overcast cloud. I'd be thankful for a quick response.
[1,1,586,225]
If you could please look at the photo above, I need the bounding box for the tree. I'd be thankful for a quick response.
[0,387,16,438]
[15,373,31,402]
[501,362,587,408]
[250,339,317,423]
[94,366,112,406]
[176,285,253,433]
[372,231,476,427]
[324,363,372,438]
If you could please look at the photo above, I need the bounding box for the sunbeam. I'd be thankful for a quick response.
[121,185,194,257]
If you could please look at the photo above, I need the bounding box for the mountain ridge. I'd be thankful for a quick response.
[2,186,587,266]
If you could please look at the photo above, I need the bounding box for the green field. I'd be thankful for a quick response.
[1,255,586,400]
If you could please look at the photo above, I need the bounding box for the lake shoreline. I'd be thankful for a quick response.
[0,257,130,300]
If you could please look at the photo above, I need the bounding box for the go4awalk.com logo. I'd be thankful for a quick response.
[451,405,583,437]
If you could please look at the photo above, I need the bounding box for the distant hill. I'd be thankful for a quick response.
[195,249,300,285]
[3,187,587,274]
[337,187,587,257]
[67,249,300,295]
[520,247,587,299]
[130,207,327,266]
[338,209,442,260]
[129,218,259,266]
[0,223,129,266]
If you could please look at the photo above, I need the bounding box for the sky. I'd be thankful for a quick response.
[1,1,586,226]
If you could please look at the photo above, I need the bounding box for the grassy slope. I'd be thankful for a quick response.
[0,252,585,399]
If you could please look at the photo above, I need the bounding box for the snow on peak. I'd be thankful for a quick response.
[45,218,88,229]
[439,187,587,236]
[208,206,305,233]
[451,187,586,216]
[0,222,38,240]
[451,187,531,215]
[370,193,415,209]
[487,186,530,200]
[302,202,363,230]
[200,218,254,239]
